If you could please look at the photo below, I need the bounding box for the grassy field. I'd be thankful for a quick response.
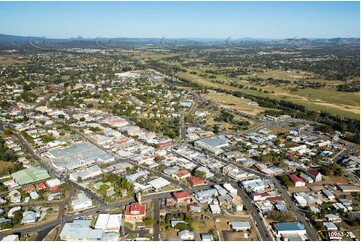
[202,92,266,115]
[0,161,13,176]
[174,68,359,119]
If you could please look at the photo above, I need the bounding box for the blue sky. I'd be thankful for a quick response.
[0,1,359,39]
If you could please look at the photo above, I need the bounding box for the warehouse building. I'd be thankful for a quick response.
[47,142,114,171]
[11,167,50,186]
[194,136,229,155]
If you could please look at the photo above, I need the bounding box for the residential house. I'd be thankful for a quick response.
[306,169,322,182]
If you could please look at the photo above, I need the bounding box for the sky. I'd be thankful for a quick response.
[0,1,359,39]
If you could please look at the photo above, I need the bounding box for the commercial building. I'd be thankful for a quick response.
[273,222,307,236]
[59,220,119,241]
[47,142,114,171]
[11,167,50,186]
[194,136,229,155]
[69,165,102,181]
[94,214,122,233]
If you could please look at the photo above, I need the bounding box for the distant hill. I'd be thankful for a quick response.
[0,33,359,49]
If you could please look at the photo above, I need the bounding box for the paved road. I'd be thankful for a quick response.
[35,224,57,241]
[152,198,160,241]
[0,191,173,239]
[182,146,320,241]
[270,177,319,241]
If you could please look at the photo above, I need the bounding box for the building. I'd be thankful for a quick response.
[47,142,114,171]
[171,169,191,180]
[201,233,213,242]
[173,191,191,204]
[71,192,92,211]
[273,222,307,236]
[289,174,305,187]
[124,202,146,222]
[21,211,39,224]
[306,169,322,182]
[178,230,195,240]
[194,136,229,155]
[209,204,221,214]
[229,221,251,231]
[1,235,19,241]
[69,165,102,181]
[299,173,313,183]
[337,184,359,193]
[11,167,50,186]
[59,220,119,241]
[322,189,335,200]
[94,214,122,233]
[187,176,205,187]
[323,222,338,231]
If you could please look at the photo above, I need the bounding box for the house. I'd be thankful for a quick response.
[187,204,201,213]
[299,173,313,183]
[289,174,305,187]
[325,214,342,223]
[29,191,39,200]
[124,202,146,222]
[171,220,185,228]
[217,195,232,207]
[252,192,270,202]
[306,169,322,182]
[229,221,251,231]
[21,211,39,224]
[186,176,205,187]
[71,192,92,211]
[209,204,221,214]
[36,183,46,191]
[172,169,191,180]
[323,222,338,231]
[322,189,335,200]
[201,233,213,242]
[173,191,191,204]
[178,230,195,240]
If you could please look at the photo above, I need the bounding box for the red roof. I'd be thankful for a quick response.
[173,191,190,200]
[125,202,146,216]
[186,176,204,186]
[49,186,60,193]
[253,192,270,197]
[307,168,319,177]
[268,196,285,202]
[3,135,12,140]
[289,174,304,183]
[36,183,46,190]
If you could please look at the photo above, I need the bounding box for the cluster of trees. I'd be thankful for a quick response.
[163,212,194,231]
[278,175,293,188]
[192,169,206,179]
[102,174,134,197]
[267,211,295,222]
[319,163,343,176]
[0,210,23,229]
[336,81,360,92]
[0,137,18,162]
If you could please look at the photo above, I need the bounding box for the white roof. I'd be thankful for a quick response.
[107,214,122,230]
[95,214,109,229]
[209,204,221,213]
[148,177,170,190]
[1,235,18,241]
[46,178,61,188]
